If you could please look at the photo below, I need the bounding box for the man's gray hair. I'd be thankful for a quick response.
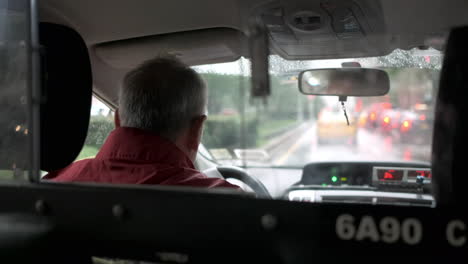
[119,55,207,140]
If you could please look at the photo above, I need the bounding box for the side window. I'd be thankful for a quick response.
[75,96,114,161]
[0,1,29,181]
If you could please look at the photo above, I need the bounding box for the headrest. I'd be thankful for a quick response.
[39,23,92,171]
[432,26,468,205]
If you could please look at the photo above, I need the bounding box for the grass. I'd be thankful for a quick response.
[75,145,100,161]
[0,170,12,180]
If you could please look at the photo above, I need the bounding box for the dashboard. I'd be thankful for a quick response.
[287,161,434,206]
[298,161,431,187]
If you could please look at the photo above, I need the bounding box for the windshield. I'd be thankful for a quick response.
[195,49,440,166]
[194,48,441,199]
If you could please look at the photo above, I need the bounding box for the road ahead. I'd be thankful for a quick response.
[268,124,430,166]
[240,122,431,197]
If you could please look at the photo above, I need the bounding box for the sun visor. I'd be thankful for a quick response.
[94,28,246,68]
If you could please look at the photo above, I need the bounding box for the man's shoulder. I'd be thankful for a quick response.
[145,166,240,189]
[43,158,240,189]
[183,173,240,189]
[42,158,94,181]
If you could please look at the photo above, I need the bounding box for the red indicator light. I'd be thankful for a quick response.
[415,170,432,178]
[377,169,403,181]
[424,56,431,63]
[384,172,394,179]
[419,114,426,121]
[408,170,432,179]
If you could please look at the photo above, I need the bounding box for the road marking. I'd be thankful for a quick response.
[274,128,312,166]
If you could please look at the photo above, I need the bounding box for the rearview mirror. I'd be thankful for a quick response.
[298,68,390,97]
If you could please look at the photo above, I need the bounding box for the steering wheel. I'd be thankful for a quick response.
[204,166,272,199]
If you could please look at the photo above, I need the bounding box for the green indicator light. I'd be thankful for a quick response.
[341,177,348,182]
[331,176,338,182]
[322,183,327,186]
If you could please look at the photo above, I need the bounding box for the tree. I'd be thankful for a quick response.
[358,49,441,109]
[200,73,246,115]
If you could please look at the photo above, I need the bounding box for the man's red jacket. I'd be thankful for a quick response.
[44,127,239,189]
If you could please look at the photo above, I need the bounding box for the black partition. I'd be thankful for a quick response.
[0,183,467,263]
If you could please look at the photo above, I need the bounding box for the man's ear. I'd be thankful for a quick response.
[193,114,207,136]
[182,115,207,162]
[114,109,121,128]
[187,115,207,147]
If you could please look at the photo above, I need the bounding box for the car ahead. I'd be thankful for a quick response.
[378,108,402,136]
[397,107,433,145]
[361,102,393,131]
[316,106,357,146]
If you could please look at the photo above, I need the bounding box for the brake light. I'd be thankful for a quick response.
[401,120,412,132]
[419,114,426,121]
[383,116,390,124]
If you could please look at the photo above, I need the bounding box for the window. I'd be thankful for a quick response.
[0,0,29,181]
[75,96,114,161]
[193,48,441,203]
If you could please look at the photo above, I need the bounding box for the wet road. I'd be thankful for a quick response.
[269,124,431,166]
[241,122,431,197]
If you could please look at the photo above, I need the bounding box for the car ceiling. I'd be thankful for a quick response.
[38,0,468,106]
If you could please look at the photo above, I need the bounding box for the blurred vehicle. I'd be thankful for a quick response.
[378,109,402,135]
[397,106,433,145]
[317,107,357,145]
[364,102,392,130]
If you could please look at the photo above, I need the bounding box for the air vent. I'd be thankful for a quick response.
[290,11,321,32]
[321,196,374,204]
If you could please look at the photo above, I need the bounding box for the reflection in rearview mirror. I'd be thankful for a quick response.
[298,68,390,97]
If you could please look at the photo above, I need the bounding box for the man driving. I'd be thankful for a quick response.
[44,55,239,189]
